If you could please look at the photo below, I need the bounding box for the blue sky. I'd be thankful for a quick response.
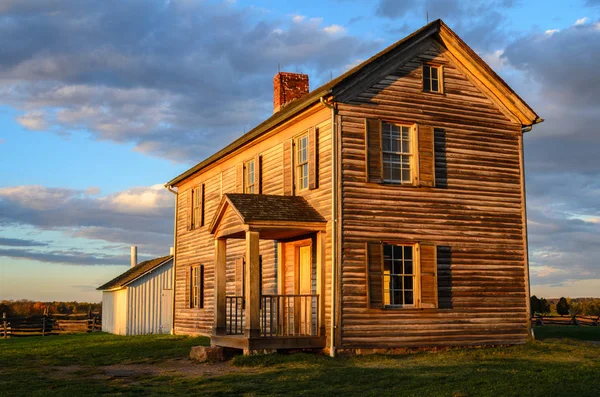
[1,0,599,302]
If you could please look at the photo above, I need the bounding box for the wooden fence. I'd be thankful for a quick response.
[1,311,102,338]
[532,315,599,327]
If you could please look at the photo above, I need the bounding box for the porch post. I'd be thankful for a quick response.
[316,231,326,336]
[214,238,227,336]
[245,230,261,338]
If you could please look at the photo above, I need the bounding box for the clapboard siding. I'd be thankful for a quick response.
[173,106,333,343]
[338,39,528,348]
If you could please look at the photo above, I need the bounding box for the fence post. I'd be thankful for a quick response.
[2,312,6,339]
[42,308,47,337]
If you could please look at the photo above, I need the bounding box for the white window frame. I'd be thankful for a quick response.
[383,243,420,308]
[294,133,309,192]
[381,122,416,185]
[244,159,255,194]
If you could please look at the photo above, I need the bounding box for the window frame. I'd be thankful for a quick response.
[381,121,417,185]
[190,265,204,309]
[422,64,443,94]
[294,132,309,192]
[191,185,204,229]
[244,158,255,194]
[382,242,420,309]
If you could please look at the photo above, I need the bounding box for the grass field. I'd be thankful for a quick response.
[1,327,599,396]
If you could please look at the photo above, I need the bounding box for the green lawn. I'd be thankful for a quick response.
[0,328,599,396]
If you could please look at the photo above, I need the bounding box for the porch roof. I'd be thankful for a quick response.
[210,194,327,240]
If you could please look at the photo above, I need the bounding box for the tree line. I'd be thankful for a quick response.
[530,296,600,316]
[0,299,101,317]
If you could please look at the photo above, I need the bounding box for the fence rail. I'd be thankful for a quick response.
[1,312,102,338]
[532,315,599,327]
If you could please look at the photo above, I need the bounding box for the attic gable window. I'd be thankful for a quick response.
[423,64,442,93]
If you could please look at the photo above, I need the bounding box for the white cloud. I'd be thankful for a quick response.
[106,184,172,214]
[16,111,48,131]
[324,24,346,34]
[544,29,560,36]
[292,14,305,23]
[481,49,506,70]
[575,17,588,25]
[344,58,364,71]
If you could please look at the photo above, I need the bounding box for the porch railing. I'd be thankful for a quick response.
[225,296,245,335]
[225,294,320,337]
[260,294,319,337]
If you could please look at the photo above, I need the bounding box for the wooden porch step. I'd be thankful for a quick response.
[211,334,326,351]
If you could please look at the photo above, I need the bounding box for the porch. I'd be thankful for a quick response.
[210,194,328,352]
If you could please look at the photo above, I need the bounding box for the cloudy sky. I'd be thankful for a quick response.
[0,0,599,302]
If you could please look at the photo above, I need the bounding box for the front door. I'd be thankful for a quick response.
[296,245,312,334]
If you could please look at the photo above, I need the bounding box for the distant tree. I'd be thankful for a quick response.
[530,296,541,316]
[539,298,551,315]
[556,297,570,316]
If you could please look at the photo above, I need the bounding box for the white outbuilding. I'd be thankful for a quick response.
[98,247,174,335]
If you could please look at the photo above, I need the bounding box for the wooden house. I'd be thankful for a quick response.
[165,20,542,354]
[98,247,174,335]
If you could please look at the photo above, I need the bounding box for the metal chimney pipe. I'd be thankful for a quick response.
[130,246,137,268]
[169,246,174,255]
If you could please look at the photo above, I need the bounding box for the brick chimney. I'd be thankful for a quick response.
[273,72,309,113]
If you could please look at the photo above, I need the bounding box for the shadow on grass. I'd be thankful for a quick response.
[534,326,600,342]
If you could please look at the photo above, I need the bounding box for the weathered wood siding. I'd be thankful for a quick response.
[339,39,528,348]
[173,106,333,342]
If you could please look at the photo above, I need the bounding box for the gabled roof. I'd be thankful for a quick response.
[97,255,173,291]
[210,193,326,232]
[166,19,541,187]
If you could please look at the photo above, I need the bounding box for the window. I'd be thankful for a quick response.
[245,159,255,193]
[423,65,442,93]
[382,122,413,184]
[190,265,204,309]
[383,244,415,307]
[191,185,204,229]
[295,133,309,191]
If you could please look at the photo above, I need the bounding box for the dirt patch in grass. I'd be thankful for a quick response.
[47,358,264,382]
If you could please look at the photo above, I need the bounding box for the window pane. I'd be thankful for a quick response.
[382,137,391,151]
[404,290,414,305]
[383,164,392,181]
[402,169,411,183]
[431,79,439,92]
[404,276,413,290]
[404,246,412,260]
[431,67,438,79]
[392,167,401,182]
[393,290,403,306]
[423,66,430,80]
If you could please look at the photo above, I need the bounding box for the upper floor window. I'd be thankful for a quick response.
[245,159,255,193]
[383,244,415,307]
[382,122,413,184]
[423,64,442,93]
[295,133,309,191]
[190,184,204,230]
